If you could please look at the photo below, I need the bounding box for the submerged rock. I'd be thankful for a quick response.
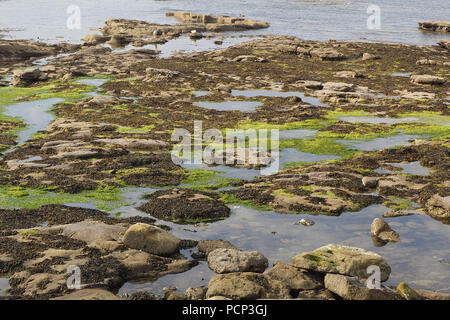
[290,244,391,282]
[370,218,400,244]
[122,223,180,256]
[299,218,315,226]
[207,248,268,273]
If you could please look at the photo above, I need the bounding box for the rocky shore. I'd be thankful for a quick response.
[0,12,449,300]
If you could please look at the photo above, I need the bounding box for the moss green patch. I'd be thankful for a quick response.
[0,79,97,106]
[181,169,240,190]
[19,230,39,236]
[0,185,127,211]
[273,189,297,198]
[238,119,331,131]
[383,198,415,211]
[220,193,272,211]
[115,124,155,133]
[280,138,355,157]
[396,123,450,139]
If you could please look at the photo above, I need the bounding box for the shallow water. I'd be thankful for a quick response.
[279,129,318,139]
[0,0,448,45]
[339,116,419,125]
[280,148,340,164]
[391,72,412,77]
[0,277,10,297]
[379,161,433,176]
[118,204,450,294]
[104,35,258,58]
[17,155,43,163]
[194,101,263,112]
[75,78,108,87]
[2,98,64,151]
[231,89,328,108]
[338,133,421,151]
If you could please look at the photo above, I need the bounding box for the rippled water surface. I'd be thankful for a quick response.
[0,0,449,45]
[118,204,450,295]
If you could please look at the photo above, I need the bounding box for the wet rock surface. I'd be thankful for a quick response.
[290,244,392,282]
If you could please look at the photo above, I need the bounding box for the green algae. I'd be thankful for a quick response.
[220,193,272,211]
[383,198,415,211]
[116,124,155,133]
[181,169,240,190]
[280,138,356,157]
[0,185,127,211]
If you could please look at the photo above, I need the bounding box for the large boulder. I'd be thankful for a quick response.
[264,262,323,290]
[324,273,400,300]
[206,272,290,300]
[207,249,268,273]
[122,223,180,256]
[290,244,391,282]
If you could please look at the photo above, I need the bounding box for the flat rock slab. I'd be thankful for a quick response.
[62,220,126,244]
[207,248,268,273]
[290,244,391,282]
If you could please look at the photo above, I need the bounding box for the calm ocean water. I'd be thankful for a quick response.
[0,0,449,45]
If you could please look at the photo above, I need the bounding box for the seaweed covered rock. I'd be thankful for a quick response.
[138,188,230,223]
[290,244,391,282]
